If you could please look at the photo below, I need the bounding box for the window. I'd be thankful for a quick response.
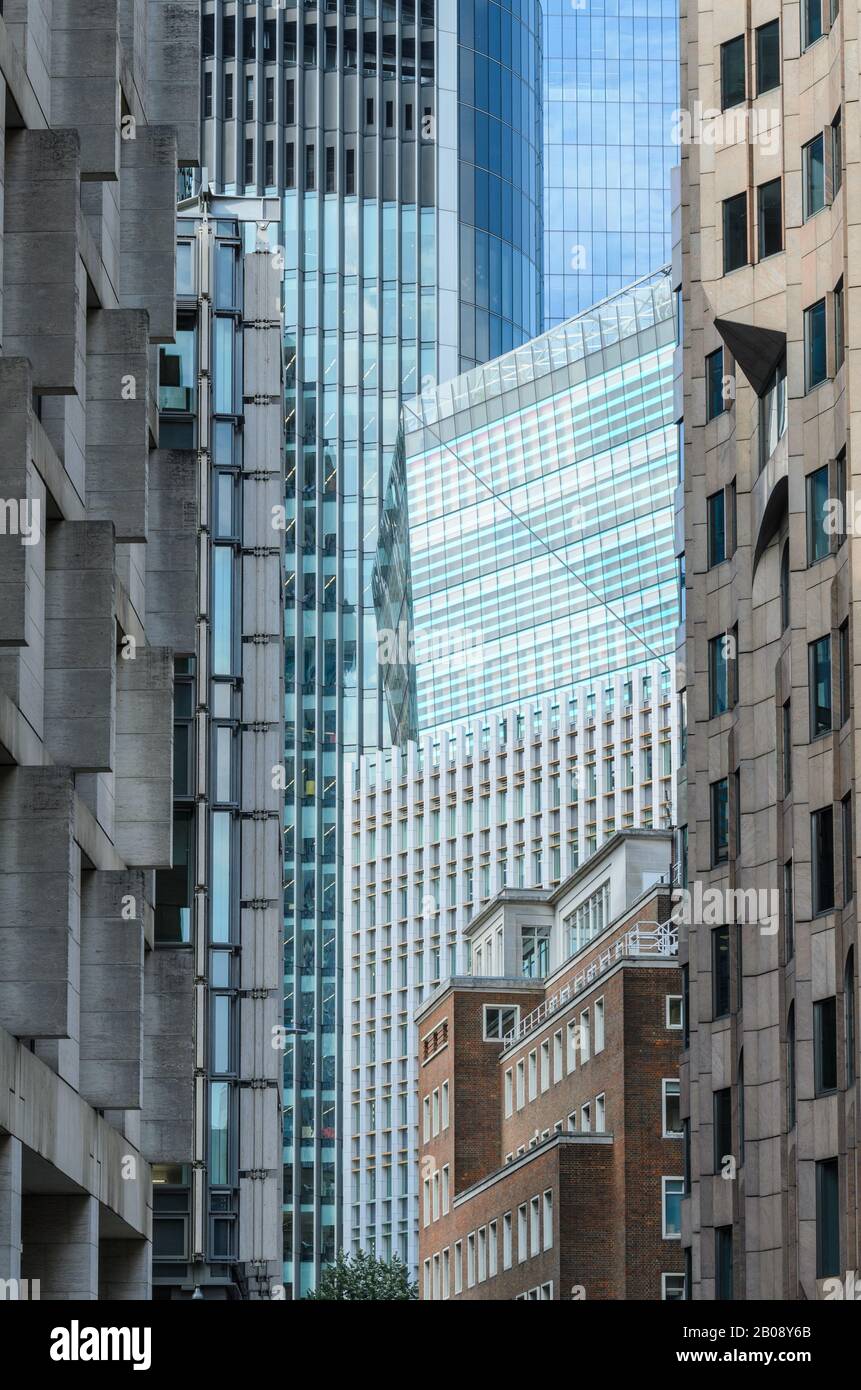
[595,1094,605,1131]
[662,1273,687,1301]
[224,73,234,119]
[203,70,213,118]
[723,193,748,273]
[803,134,826,220]
[422,1095,430,1142]
[285,142,295,189]
[707,490,726,567]
[366,96,374,126]
[515,1059,525,1109]
[814,995,838,1093]
[467,1232,476,1287]
[720,36,746,109]
[779,540,790,631]
[832,111,843,196]
[441,1081,449,1129]
[845,949,856,1087]
[286,79,295,125]
[711,779,729,866]
[422,1176,430,1226]
[834,277,844,373]
[432,1169,439,1220]
[528,1049,537,1101]
[540,1039,550,1092]
[517,1204,527,1262]
[594,998,605,1053]
[488,1221,498,1278]
[663,1079,682,1136]
[808,637,832,738]
[504,1068,513,1117]
[483,1005,519,1041]
[454,1241,462,1294]
[477,1226,487,1282]
[666,996,683,1030]
[662,1177,684,1238]
[756,19,781,94]
[782,700,792,796]
[530,1196,540,1256]
[580,1010,591,1062]
[715,1226,734,1300]
[784,860,795,961]
[713,1087,732,1173]
[553,1029,563,1083]
[709,635,730,717]
[432,1088,439,1136]
[345,147,355,195]
[442,1165,450,1216]
[580,1102,591,1133]
[839,624,851,728]
[503,1212,512,1269]
[566,1020,578,1072]
[712,924,731,1018]
[305,143,315,191]
[758,178,782,258]
[760,357,787,468]
[806,465,831,564]
[442,1248,450,1300]
[244,138,254,185]
[706,348,726,421]
[265,76,275,123]
[542,1191,553,1250]
[805,299,828,390]
[325,145,335,192]
[803,0,824,49]
[816,1159,840,1278]
[787,1002,797,1129]
[264,140,274,188]
[567,1111,577,1132]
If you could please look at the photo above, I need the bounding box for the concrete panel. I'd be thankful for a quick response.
[119,124,177,342]
[140,947,193,1164]
[145,449,197,651]
[86,308,150,540]
[79,869,146,1111]
[114,645,173,866]
[50,0,122,180]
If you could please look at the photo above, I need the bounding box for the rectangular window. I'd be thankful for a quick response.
[224,73,234,118]
[265,76,274,122]
[843,794,853,902]
[325,145,335,193]
[803,0,824,49]
[477,1226,487,1282]
[540,1039,550,1092]
[530,1196,540,1256]
[204,70,213,118]
[580,1010,591,1062]
[594,998,605,1053]
[806,465,831,564]
[816,1158,840,1278]
[264,140,274,188]
[706,348,725,421]
[503,1212,512,1270]
[709,635,729,718]
[814,996,838,1093]
[422,1095,430,1142]
[581,1102,591,1133]
[715,1226,734,1299]
[723,192,748,273]
[432,1089,439,1136]
[707,490,726,567]
[504,1068,513,1117]
[720,35,746,109]
[305,143,315,191]
[286,79,295,124]
[803,135,826,220]
[516,1059,525,1109]
[662,1177,684,1238]
[488,1220,498,1278]
[595,1093,605,1130]
[528,1049,537,1100]
[553,1029,563,1083]
[442,1165,450,1216]
[711,779,729,866]
[663,1079,682,1136]
[840,621,851,726]
[666,995,683,1030]
[285,142,295,189]
[812,807,835,914]
[832,111,843,196]
[783,700,792,796]
[713,1087,732,1172]
[566,1019,578,1072]
[454,1241,462,1294]
[467,1232,476,1288]
[244,138,254,185]
[809,636,833,738]
[805,298,828,390]
[517,1204,527,1262]
[543,1191,553,1251]
[756,19,781,94]
[758,178,782,258]
[834,276,845,373]
[712,924,731,1018]
[244,75,254,121]
[663,1273,687,1301]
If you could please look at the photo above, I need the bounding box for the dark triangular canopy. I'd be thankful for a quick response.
[714,318,786,397]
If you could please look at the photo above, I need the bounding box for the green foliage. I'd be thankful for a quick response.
[305,1249,418,1301]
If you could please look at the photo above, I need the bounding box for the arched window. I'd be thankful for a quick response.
[780,540,790,632]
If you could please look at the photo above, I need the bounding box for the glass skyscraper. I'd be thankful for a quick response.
[376,268,679,744]
[201,0,543,1296]
[542,0,679,323]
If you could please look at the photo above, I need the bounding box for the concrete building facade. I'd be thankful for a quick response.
[415,831,685,1300]
[0,0,199,1300]
[346,665,678,1272]
[676,0,860,1298]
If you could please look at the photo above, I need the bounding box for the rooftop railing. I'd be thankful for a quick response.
[502,918,679,1050]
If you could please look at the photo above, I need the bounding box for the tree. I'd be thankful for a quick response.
[305,1250,418,1301]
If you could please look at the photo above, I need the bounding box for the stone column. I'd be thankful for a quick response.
[21,1193,99,1300]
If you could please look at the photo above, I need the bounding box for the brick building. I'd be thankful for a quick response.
[416,830,687,1300]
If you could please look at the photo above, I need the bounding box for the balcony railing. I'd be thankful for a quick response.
[502,919,679,1049]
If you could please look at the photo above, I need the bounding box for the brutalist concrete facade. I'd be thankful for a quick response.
[0,0,199,1300]
[676,0,860,1299]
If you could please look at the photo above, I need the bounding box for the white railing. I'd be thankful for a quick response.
[502,919,679,1049]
